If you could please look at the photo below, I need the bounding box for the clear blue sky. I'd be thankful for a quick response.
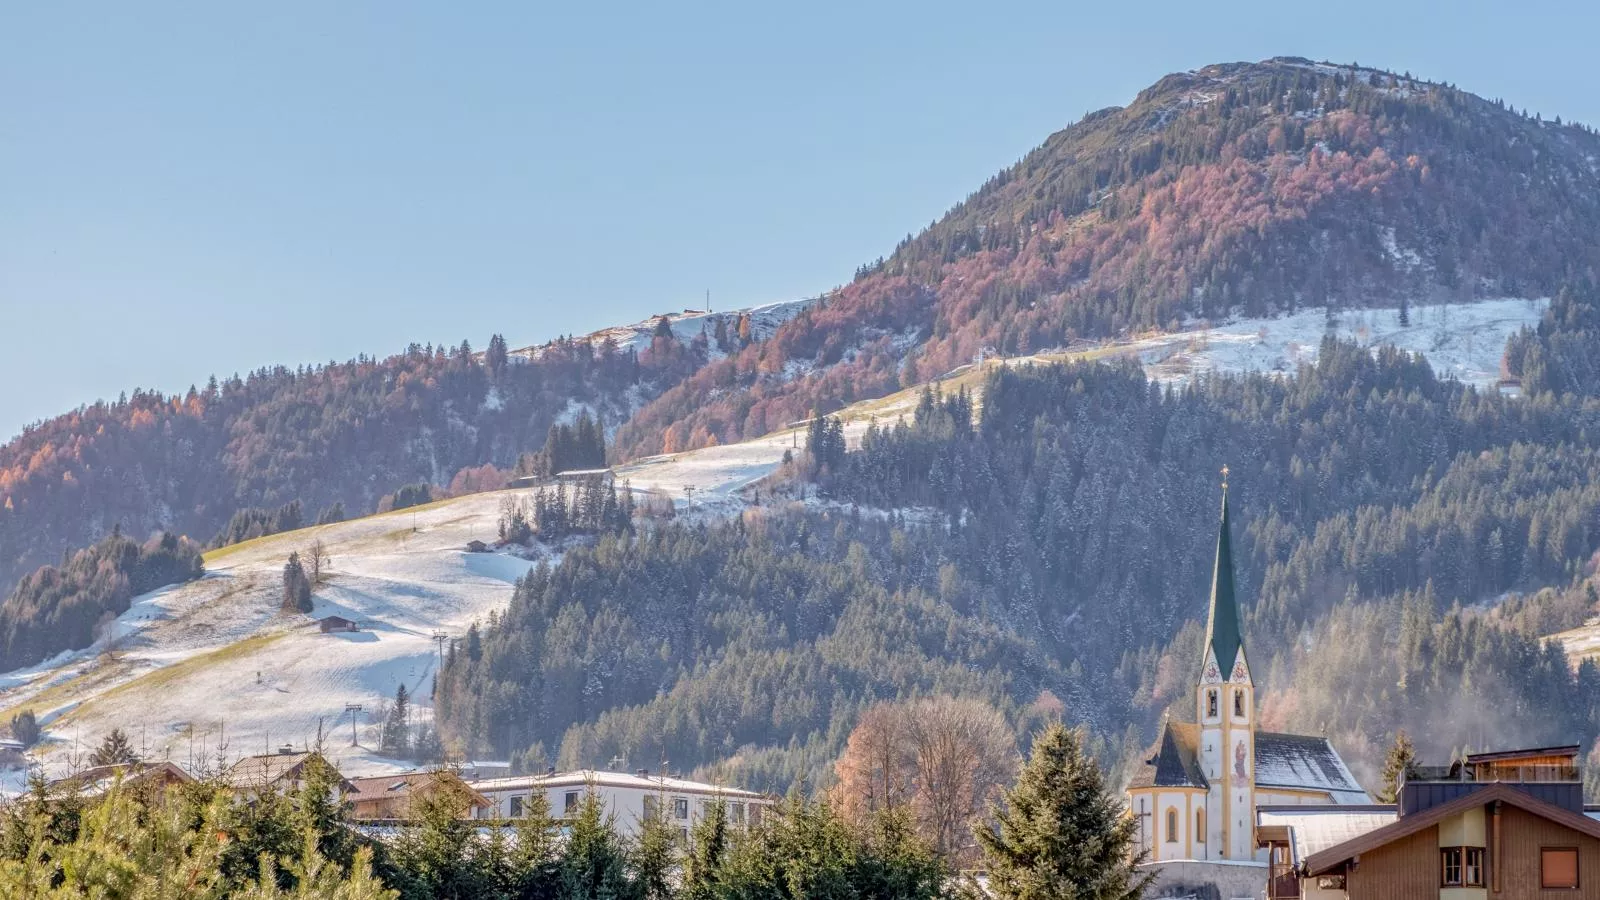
[3,1,1596,442]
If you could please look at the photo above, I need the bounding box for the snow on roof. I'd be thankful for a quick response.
[471,769,767,800]
[1255,732,1368,801]
[1257,806,1397,865]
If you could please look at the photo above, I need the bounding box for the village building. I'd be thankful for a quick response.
[471,768,773,841]
[346,770,492,821]
[225,747,354,795]
[47,761,194,799]
[317,615,359,634]
[1127,482,1368,895]
[1259,744,1600,899]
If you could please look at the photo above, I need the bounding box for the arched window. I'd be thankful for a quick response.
[1206,689,1219,718]
[1166,808,1179,843]
[1196,808,1206,843]
[1233,688,1245,717]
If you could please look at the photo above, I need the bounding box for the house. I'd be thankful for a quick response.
[225,747,354,795]
[47,761,194,799]
[1126,484,1367,895]
[1258,744,1600,899]
[472,768,773,841]
[317,615,359,634]
[464,540,489,553]
[346,770,492,821]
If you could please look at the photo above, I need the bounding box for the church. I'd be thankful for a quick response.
[1126,481,1369,868]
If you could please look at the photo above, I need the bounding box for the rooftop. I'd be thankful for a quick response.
[471,768,767,799]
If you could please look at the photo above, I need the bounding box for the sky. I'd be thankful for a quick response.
[3,1,1597,442]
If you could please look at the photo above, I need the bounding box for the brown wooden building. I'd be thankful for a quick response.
[1259,745,1600,899]
[346,770,491,821]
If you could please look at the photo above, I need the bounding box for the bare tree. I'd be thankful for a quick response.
[832,696,1019,864]
[305,539,330,586]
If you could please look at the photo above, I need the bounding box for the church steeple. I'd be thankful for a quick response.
[1204,471,1244,678]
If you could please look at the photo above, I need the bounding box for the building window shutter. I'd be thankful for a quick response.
[1542,848,1579,889]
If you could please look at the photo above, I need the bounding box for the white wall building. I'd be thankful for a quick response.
[471,769,773,841]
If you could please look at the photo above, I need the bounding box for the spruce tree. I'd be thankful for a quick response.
[89,727,138,767]
[1377,729,1419,803]
[382,684,410,758]
[681,799,728,900]
[975,723,1150,900]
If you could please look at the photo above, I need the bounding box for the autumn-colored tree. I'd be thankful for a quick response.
[833,696,1018,864]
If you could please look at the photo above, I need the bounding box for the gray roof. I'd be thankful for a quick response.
[1128,722,1208,790]
[1257,806,1397,865]
[1255,732,1369,801]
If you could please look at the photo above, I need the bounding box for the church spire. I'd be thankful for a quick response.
[1204,468,1244,677]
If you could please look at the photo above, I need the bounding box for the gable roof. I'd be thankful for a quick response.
[346,771,491,810]
[1256,731,1368,801]
[1203,487,1244,676]
[1257,805,1398,864]
[48,761,193,796]
[1128,721,1208,790]
[1302,783,1600,875]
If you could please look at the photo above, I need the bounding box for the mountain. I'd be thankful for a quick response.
[612,57,1600,458]
[6,58,1600,791]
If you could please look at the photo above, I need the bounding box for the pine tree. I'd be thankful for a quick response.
[975,723,1150,900]
[632,794,678,900]
[1377,729,1419,803]
[560,790,636,900]
[9,709,39,747]
[486,333,509,375]
[282,552,313,613]
[681,799,727,900]
[382,684,410,758]
[90,727,138,767]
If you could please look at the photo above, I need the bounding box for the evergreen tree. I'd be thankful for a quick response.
[8,709,39,748]
[681,798,727,900]
[975,723,1150,900]
[631,796,678,900]
[560,790,637,900]
[382,684,410,758]
[89,727,137,767]
[486,333,509,375]
[282,552,312,614]
[1377,730,1420,803]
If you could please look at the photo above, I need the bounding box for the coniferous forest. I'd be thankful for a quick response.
[434,282,1600,793]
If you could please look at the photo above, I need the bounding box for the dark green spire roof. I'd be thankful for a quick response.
[1204,485,1245,677]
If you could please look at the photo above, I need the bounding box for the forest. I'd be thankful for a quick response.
[438,282,1600,796]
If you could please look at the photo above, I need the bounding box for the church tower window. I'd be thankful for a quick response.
[1233,688,1244,718]
[1166,808,1178,843]
[1206,689,1218,718]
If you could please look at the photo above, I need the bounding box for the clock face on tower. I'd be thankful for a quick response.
[1232,660,1247,682]
[1204,662,1220,683]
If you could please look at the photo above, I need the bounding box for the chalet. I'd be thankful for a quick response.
[346,770,492,821]
[47,761,193,799]
[464,540,489,553]
[317,615,359,634]
[1258,744,1600,899]
[472,768,773,841]
[225,747,354,795]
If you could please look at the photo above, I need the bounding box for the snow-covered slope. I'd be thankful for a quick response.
[0,296,1546,786]
[0,492,539,783]
[513,298,814,362]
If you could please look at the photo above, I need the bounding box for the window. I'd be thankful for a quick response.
[748,803,762,826]
[1166,808,1179,843]
[1543,847,1579,889]
[1465,847,1485,887]
[1233,689,1244,717]
[1206,690,1218,718]
[564,790,579,815]
[1195,809,1205,844]
[643,795,658,822]
[731,802,746,825]
[673,798,689,820]
[509,795,524,818]
[1441,847,1463,886]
